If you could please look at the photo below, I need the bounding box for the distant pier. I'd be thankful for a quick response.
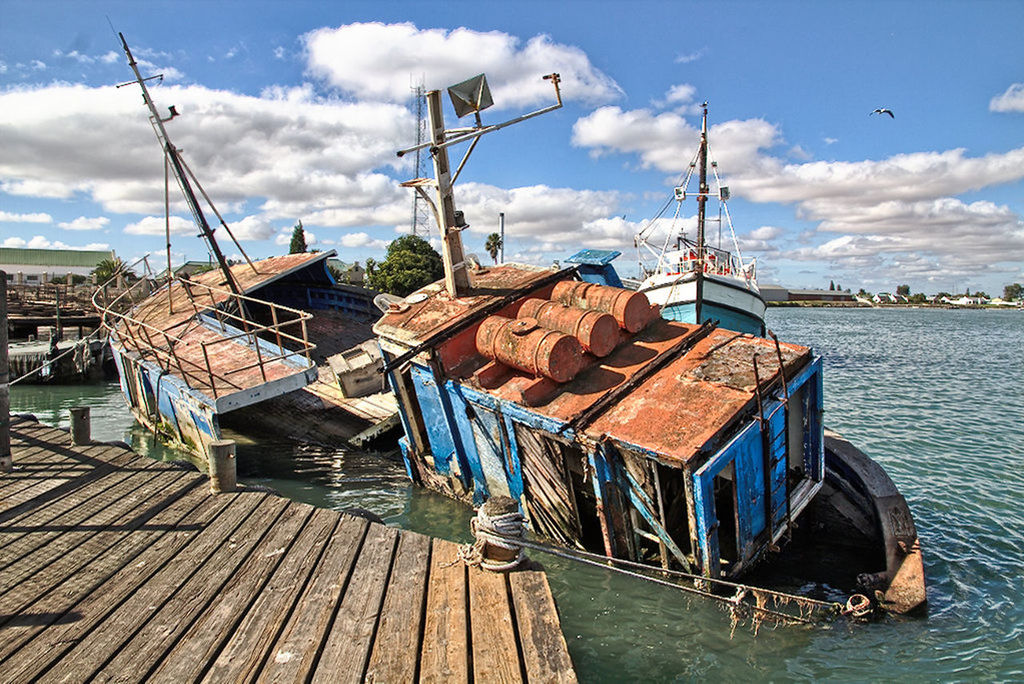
[0,417,576,682]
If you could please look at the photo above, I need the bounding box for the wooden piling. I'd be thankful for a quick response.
[208,438,237,493]
[1,270,10,473]
[69,406,91,446]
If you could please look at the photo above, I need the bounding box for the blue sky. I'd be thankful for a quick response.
[1,0,1022,295]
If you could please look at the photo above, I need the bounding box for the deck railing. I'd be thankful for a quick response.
[93,274,315,399]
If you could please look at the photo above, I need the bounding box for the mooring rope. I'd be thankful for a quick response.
[460,507,528,572]
[463,506,846,627]
[10,328,104,385]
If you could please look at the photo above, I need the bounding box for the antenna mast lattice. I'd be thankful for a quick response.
[410,84,433,237]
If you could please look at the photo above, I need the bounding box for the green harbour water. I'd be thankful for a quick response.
[9,307,1024,680]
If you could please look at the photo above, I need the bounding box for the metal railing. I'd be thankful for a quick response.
[93,272,315,399]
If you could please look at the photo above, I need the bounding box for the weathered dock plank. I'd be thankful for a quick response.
[421,540,471,684]
[38,493,270,682]
[365,530,431,683]
[0,419,577,682]
[258,515,368,682]
[148,501,317,682]
[201,507,339,682]
[311,523,400,684]
[470,562,524,683]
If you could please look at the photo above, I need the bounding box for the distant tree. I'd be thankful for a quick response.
[837,283,843,291]
[974,291,988,299]
[965,287,970,296]
[857,288,869,297]
[829,280,835,291]
[909,293,928,304]
[1003,283,1023,301]
[289,220,307,254]
[365,235,444,297]
[485,233,503,264]
[91,257,134,285]
[896,284,910,297]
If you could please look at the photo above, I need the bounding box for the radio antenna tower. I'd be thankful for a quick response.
[410,82,433,237]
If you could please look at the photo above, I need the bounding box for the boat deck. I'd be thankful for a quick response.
[0,419,576,682]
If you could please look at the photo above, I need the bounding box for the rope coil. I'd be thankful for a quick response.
[460,506,527,572]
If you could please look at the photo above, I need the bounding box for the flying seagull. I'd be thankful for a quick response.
[871,108,895,118]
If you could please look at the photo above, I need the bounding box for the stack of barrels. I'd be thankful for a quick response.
[474,281,658,384]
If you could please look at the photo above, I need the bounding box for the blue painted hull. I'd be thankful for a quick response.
[662,300,765,336]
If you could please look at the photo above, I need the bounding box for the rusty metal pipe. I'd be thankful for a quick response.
[518,298,618,357]
[551,280,654,333]
[475,316,582,383]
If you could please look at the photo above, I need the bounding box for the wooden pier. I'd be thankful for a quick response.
[0,418,576,682]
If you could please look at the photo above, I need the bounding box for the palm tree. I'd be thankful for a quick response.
[484,232,502,264]
[91,256,129,285]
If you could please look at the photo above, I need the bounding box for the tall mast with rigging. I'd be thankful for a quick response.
[118,33,242,298]
[694,102,710,322]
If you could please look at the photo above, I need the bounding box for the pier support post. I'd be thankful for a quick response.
[208,439,237,493]
[69,407,91,446]
[1,271,11,473]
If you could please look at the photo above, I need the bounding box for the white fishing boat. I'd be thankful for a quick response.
[635,103,766,336]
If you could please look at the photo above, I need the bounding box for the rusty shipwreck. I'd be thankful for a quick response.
[373,73,925,614]
[98,35,396,462]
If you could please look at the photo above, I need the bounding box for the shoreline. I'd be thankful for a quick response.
[767,301,1021,310]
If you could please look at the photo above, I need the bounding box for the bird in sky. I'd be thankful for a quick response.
[871,108,895,118]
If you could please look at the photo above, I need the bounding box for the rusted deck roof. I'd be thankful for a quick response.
[465,319,810,467]
[131,252,331,332]
[107,253,329,403]
[372,264,560,346]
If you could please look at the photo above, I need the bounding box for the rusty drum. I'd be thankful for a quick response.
[551,280,654,333]
[517,298,619,357]
[475,315,582,383]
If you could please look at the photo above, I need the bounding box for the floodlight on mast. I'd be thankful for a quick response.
[396,73,562,299]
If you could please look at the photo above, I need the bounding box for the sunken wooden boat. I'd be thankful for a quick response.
[97,252,398,459]
[374,72,925,614]
[97,35,397,462]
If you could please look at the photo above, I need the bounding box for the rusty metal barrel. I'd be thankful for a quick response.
[551,280,653,333]
[517,298,618,357]
[475,316,582,383]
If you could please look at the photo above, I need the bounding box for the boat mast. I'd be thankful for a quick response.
[118,33,242,298]
[695,102,709,321]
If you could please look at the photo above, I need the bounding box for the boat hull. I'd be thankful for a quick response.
[639,273,766,336]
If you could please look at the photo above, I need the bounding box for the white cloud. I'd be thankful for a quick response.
[303,22,622,107]
[340,232,389,249]
[675,49,707,64]
[664,84,696,105]
[990,83,1024,113]
[2,235,108,250]
[124,215,195,236]
[225,215,276,241]
[58,215,109,231]
[572,105,1024,283]
[273,46,286,60]
[0,82,412,223]
[275,227,317,246]
[0,210,52,223]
